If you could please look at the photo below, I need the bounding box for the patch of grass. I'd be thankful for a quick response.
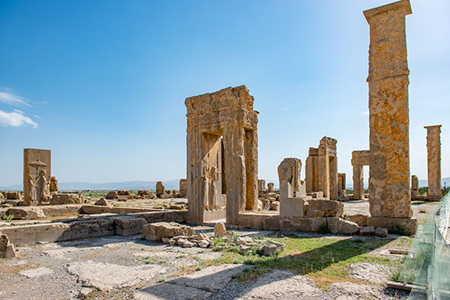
[144,256,157,264]
[419,210,427,214]
[2,214,14,222]
[158,277,165,283]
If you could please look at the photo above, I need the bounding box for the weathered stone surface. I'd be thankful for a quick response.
[280,196,306,217]
[279,217,326,232]
[345,214,368,226]
[214,222,227,237]
[375,227,388,237]
[425,125,442,201]
[262,244,277,256]
[351,150,370,200]
[0,233,16,258]
[411,175,419,200]
[367,216,417,235]
[138,190,156,199]
[305,137,338,200]
[4,191,21,200]
[267,182,274,193]
[50,176,58,192]
[117,190,131,196]
[142,222,195,241]
[6,207,45,220]
[179,179,187,198]
[40,205,81,217]
[50,194,83,205]
[23,148,51,205]
[95,198,109,206]
[304,199,343,218]
[270,201,280,211]
[111,216,147,236]
[156,182,165,198]
[360,226,375,236]
[105,191,118,199]
[186,85,258,225]
[327,217,360,235]
[337,173,346,198]
[235,236,252,245]
[365,0,412,218]
[198,240,210,248]
[258,179,266,197]
[278,158,303,197]
[0,192,4,199]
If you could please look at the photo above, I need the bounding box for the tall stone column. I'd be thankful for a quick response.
[365,0,412,218]
[425,125,442,201]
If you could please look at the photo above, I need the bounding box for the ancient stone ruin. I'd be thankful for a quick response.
[364,0,416,232]
[185,85,258,225]
[351,150,370,200]
[305,137,338,200]
[23,148,52,206]
[425,125,442,201]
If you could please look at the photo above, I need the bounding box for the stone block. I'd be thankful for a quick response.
[0,223,71,245]
[4,191,21,200]
[142,222,195,241]
[279,217,326,232]
[105,191,118,199]
[262,244,277,256]
[6,207,45,220]
[40,205,82,217]
[50,194,83,205]
[138,190,156,199]
[111,216,147,236]
[214,222,227,237]
[367,217,417,235]
[0,234,16,259]
[117,190,131,196]
[360,226,375,236]
[95,198,109,206]
[63,219,115,240]
[304,199,343,218]
[280,197,305,217]
[375,227,388,237]
[327,217,360,235]
[345,214,368,226]
[270,201,280,211]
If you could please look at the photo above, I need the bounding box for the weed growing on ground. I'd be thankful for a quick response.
[390,224,408,236]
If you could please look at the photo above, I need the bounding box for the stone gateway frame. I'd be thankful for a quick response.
[185,86,258,225]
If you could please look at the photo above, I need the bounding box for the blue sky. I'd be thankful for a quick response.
[0,0,449,187]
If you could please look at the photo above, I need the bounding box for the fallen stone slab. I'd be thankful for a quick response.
[19,267,53,278]
[40,204,82,217]
[142,222,195,241]
[237,269,325,299]
[5,207,45,220]
[50,194,83,205]
[173,264,246,292]
[111,216,147,236]
[135,282,212,300]
[67,260,165,290]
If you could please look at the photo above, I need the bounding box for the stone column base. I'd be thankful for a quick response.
[367,217,418,235]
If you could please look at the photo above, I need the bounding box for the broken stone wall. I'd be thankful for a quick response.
[23,149,51,206]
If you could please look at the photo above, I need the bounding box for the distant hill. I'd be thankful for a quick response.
[2,177,449,192]
[0,179,180,192]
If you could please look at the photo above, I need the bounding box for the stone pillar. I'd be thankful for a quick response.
[179,179,187,198]
[267,182,274,193]
[411,175,419,200]
[338,173,346,197]
[305,148,319,193]
[365,0,412,218]
[318,137,337,200]
[258,179,266,197]
[425,125,442,201]
[156,181,165,198]
[24,149,51,206]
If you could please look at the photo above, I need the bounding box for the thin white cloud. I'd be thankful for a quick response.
[0,91,32,107]
[34,115,43,121]
[0,109,38,128]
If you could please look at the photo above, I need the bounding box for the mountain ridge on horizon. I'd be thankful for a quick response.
[1,177,449,192]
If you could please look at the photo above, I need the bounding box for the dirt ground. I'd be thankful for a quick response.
[0,200,439,300]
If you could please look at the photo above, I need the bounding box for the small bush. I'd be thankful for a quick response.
[318,224,331,234]
[2,214,13,222]
[390,224,408,236]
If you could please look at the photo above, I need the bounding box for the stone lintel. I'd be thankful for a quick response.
[363,0,412,24]
[367,217,417,235]
[424,125,442,130]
